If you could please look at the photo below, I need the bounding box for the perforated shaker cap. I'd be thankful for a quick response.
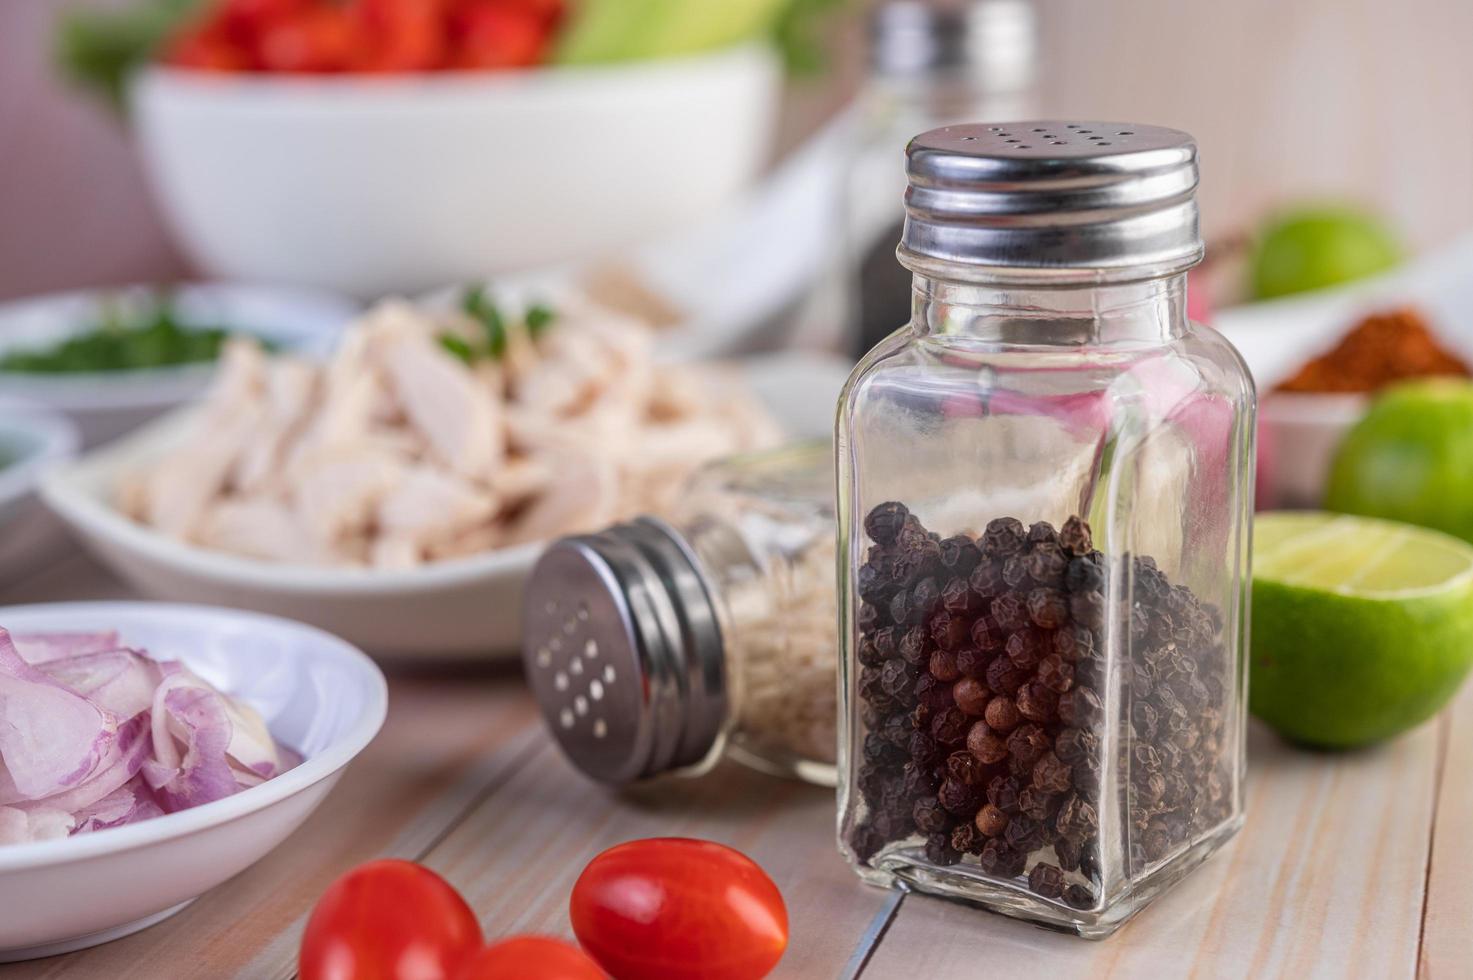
[900,121,1203,277]
[521,518,728,783]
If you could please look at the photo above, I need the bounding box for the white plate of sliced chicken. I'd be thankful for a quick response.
[38,292,851,658]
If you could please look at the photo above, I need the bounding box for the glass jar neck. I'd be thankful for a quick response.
[910,272,1189,348]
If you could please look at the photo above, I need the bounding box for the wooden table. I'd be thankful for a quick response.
[3,549,1470,980]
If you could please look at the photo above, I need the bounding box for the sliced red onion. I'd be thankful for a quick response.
[12,632,121,665]
[0,627,294,844]
[0,630,113,801]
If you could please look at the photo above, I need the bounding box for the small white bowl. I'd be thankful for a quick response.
[0,401,80,585]
[1257,391,1367,510]
[39,352,852,658]
[0,601,386,961]
[129,46,781,300]
[0,283,357,447]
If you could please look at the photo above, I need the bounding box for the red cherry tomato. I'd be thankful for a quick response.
[300,859,483,980]
[449,2,549,69]
[354,0,448,72]
[453,936,605,980]
[255,6,363,73]
[164,26,252,72]
[570,838,788,980]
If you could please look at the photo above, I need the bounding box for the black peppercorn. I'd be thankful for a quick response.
[1054,835,1082,872]
[928,648,961,682]
[979,839,1027,877]
[879,659,916,699]
[898,626,930,666]
[1064,883,1095,909]
[864,501,910,545]
[951,821,986,854]
[925,833,961,866]
[1028,862,1066,900]
[901,761,938,799]
[1006,627,1047,670]
[1026,521,1058,546]
[970,616,1005,651]
[1054,727,1098,765]
[1057,686,1103,727]
[1017,785,1060,822]
[1069,590,1106,630]
[946,749,988,787]
[1036,653,1075,694]
[1006,723,1050,767]
[1015,681,1058,723]
[985,657,1027,696]
[1053,793,1098,841]
[940,578,979,615]
[938,534,982,576]
[1004,815,1045,853]
[938,777,984,816]
[872,626,899,660]
[1032,751,1073,794]
[1027,588,1070,629]
[981,517,1027,557]
[987,775,1023,815]
[913,795,951,833]
[991,593,1029,632]
[968,725,1008,765]
[1059,516,1093,556]
[952,677,989,716]
[1064,553,1105,594]
[975,803,1009,837]
[955,646,989,677]
[930,706,970,745]
[1002,554,1033,589]
[1025,543,1068,589]
[983,694,1021,731]
[859,601,884,632]
[969,561,1005,603]
[907,730,942,768]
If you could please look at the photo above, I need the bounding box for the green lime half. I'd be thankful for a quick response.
[1251,511,1473,748]
[1250,205,1401,300]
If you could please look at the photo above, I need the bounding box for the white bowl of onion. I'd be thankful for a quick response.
[0,601,386,961]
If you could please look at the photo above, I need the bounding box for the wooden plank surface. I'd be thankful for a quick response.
[1,553,1468,977]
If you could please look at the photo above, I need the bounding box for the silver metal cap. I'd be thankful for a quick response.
[900,121,1203,277]
[521,518,727,784]
[869,0,1037,93]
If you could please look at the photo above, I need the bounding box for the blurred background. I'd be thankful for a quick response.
[6,0,1473,632]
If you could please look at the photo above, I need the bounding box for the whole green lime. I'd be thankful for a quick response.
[1250,205,1401,300]
[1252,511,1473,748]
[1325,380,1473,543]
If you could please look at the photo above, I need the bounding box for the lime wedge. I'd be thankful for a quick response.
[1252,511,1473,747]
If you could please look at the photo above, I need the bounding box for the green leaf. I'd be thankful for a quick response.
[437,334,476,365]
[525,304,556,338]
[54,0,205,113]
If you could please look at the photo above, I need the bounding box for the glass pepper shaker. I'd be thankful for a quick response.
[837,122,1255,937]
[522,444,837,787]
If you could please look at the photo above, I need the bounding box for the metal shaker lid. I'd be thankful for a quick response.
[869,0,1037,93]
[521,518,728,783]
[900,121,1203,277]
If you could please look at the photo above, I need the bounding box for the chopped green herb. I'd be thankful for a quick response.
[437,333,476,364]
[526,304,556,338]
[0,296,266,374]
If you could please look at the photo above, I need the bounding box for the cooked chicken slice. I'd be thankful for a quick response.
[503,452,619,545]
[196,499,323,563]
[290,445,406,543]
[376,466,498,547]
[380,333,504,480]
[369,537,423,570]
[143,344,269,538]
[233,358,318,493]
[490,455,553,505]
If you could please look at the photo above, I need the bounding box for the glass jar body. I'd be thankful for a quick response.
[837,272,1255,937]
[673,444,839,786]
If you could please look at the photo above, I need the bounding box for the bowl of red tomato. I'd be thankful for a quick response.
[121,0,785,299]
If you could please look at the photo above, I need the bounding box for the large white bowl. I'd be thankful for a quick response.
[0,401,80,586]
[38,352,852,659]
[129,47,781,300]
[0,283,357,447]
[0,601,386,961]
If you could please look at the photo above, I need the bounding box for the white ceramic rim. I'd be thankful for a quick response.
[0,600,387,872]
[134,42,776,104]
[0,403,80,514]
